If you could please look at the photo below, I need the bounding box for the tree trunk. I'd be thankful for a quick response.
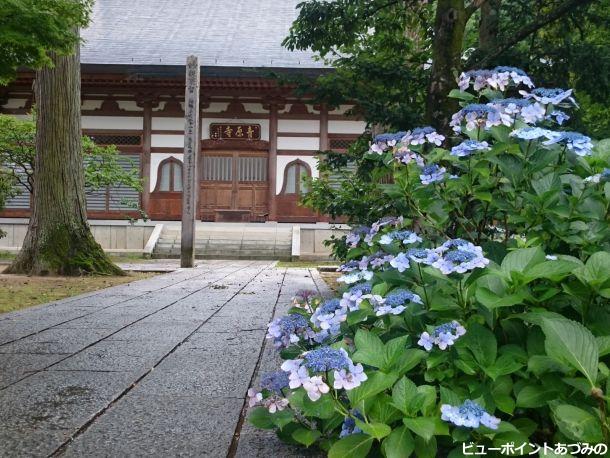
[425,0,468,134]
[6,37,123,276]
[479,0,501,55]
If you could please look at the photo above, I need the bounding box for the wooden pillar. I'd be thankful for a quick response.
[181,56,200,268]
[141,101,152,213]
[268,102,279,221]
[319,103,329,151]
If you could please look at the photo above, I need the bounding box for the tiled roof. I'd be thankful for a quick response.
[81,0,326,69]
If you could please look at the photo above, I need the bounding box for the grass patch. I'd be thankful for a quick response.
[0,267,157,314]
[276,260,338,268]
[0,251,16,261]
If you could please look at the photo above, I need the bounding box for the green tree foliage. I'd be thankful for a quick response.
[0,0,92,84]
[0,114,144,223]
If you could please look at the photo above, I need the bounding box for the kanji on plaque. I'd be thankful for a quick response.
[210,123,261,140]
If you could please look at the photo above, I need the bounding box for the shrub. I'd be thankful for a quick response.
[248,67,610,457]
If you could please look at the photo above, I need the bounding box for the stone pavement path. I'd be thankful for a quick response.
[0,260,331,457]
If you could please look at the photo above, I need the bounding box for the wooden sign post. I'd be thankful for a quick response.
[181,55,200,268]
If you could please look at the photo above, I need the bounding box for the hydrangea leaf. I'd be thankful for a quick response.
[522,259,582,283]
[483,354,525,380]
[448,89,476,102]
[355,419,391,440]
[369,393,402,425]
[460,323,497,368]
[271,409,295,430]
[391,376,417,415]
[550,403,603,443]
[382,336,410,372]
[596,336,610,357]
[516,385,557,408]
[396,349,427,376]
[414,435,437,458]
[347,371,398,406]
[381,425,414,458]
[540,316,598,386]
[353,329,385,368]
[491,431,533,455]
[328,433,374,458]
[291,427,321,447]
[403,417,436,441]
[500,247,545,275]
[302,393,336,419]
[248,407,275,429]
[475,287,526,310]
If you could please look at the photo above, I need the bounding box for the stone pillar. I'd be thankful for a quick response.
[141,101,152,212]
[181,56,200,268]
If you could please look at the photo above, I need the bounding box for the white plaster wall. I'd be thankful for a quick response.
[329,104,355,115]
[152,117,185,131]
[2,98,28,109]
[202,102,229,113]
[278,119,320,133]
[150,153,183,191]
[276,155,319,194]
[82,100,103,110]
[201,118,270,140]
[117,100,143,111]
[242,103,268,114]
[151,134,185,148]
[82,116,143,130]
[328,120,367,134]
[277,136,320,150]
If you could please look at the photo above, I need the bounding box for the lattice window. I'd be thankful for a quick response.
[88,134,142,146]
[86,154,141,211]
[238,157,267,182]
[202,156,233,181]
[329,138,356,150]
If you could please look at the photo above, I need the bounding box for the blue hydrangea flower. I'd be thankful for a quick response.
[371,216,404,233]
[390,249,438,272]
[303,347,351,372]
[441,400,500,429]
[379,230,422,245]
[432,239,489,274]
[548,110,570,125]
[450,104,504,133]
[402,126,445,146]
[260,371,290,394]
[488,98,544,125]
[370,132,407,154]
[521,88,577,107]
[266,314,315,348]
[510,127,554,140]
[418,321,467,351]
[340,410,364,437]
[420,164,446,185]
[543,131,593,156]
[450,140,490,157]
[311,298,346,333]
[458,67,533,92]
[375,288,422,316]
[346,226,370,248]
[584,169,610,184]
[394,149,425,166]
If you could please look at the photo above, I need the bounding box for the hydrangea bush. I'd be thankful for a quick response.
[248,68,610,457]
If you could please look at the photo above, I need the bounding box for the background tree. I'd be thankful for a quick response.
[6,32,123,275]
[0,114,145,222]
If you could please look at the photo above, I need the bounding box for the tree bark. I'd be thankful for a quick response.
[478,0,501,54]
[6,35,123,276]
[425,0,468,135]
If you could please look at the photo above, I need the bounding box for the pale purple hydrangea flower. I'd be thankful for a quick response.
[457,67,533,92]
[417,321,466,351]
[360,252,395,270]
[394,148,425,166]
[345,226,370,248]
[548,110,570,125]
[441,400,501,429]
[379,230,422,246]
[450,140,490,157]
[420,164,446,185]
[374,288,422,316]
[390,249,438,272]
[339,282,372,312]
[266,314,315,348]
[510,127,555,140]
[370,132,407,154]
[487,98,544,125]
[247,371,291,413]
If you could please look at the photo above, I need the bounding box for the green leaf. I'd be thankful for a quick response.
[523,260,581,283]
[597,336,610,357]
[461,323,497,367]
[414,435,437,458]
[396,349,427,375]
[355,419,391,440]
[291,428,321,447]
[551,404,603,443]
[403,417,436,441]
[248,407,275,429]
[381,426,414,458]
[347,309,370,325]
[348,371,398,406]
[448,89,475,101]
[540,316,599,386]
[353,329,385,368]
[501,247,545,274]
[484,354,525,380]
[271,409,295,429]
[516,385,556,408]
[391,376,417,415]
[475,287,525,310]
[492,431,532,455]
[383,336,410,371]
[302,393,336,419]
[415,385,437,417]
[328,433,374,458]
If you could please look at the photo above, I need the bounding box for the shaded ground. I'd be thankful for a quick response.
[0,260,331,457]
[0,266,156,314]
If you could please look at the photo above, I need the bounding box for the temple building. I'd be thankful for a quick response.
[0,0,365,223]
